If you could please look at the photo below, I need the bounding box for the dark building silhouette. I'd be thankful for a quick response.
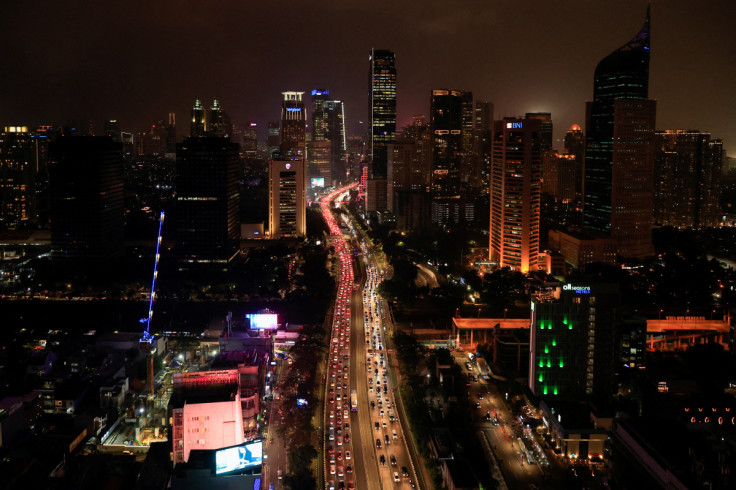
[654,130,723,228]
[474,100,494,189]
[267,121,280,158]
[49,136,124,265]
[564,124,585,197]
[191,99,206,137]
[526,112,553,152]
[175,137,240,266]
[584,8,655,259]
[0,126,38,229]
[430,89,471,197]
[166,113,177,154]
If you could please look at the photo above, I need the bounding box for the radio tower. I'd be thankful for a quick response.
[141,210,165,395]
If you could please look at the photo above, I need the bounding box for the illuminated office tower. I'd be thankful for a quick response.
[191,99,206,137]
[242,122,259,158]
[430,89,471,196]
[525,112,553,152]
[564,124,585,196]
[368,49,396,179]
[267,121,280,158]
[654,130,723,228]
[49,136,124,265]
[0,126,37,229]
[176,137,240,265]
[489,117,542,273]
[280,92,306,160]
[268,159,305,239]
[584,8,655,258]
[311,90,347,185]
[530,282,620,399]
[308,140,332,183]
[209,99,226,136]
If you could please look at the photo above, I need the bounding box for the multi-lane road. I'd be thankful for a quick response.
[319,185,419,490]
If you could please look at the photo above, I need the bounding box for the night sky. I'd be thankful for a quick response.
[1,0,734,154]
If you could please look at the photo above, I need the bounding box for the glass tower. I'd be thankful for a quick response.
[583,8,650,233]
[369,49,396,179]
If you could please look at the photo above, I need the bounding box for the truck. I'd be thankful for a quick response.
[350,389,358,411]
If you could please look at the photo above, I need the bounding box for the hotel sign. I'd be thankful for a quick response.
[563,284,590,294]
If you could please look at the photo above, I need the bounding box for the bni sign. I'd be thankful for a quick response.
[563,284,591,294]
[506,122,523,129]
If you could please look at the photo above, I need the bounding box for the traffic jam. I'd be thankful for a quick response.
[321,186,357,490]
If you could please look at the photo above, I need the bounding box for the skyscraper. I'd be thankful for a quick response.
[584,8,655,259]
[310,91,347,185]
[242,122,259,159]
[191,99,206,137]
[166,113,177,155]
[311,89,330,142]
[175,137,240,265]
[525,112,553,152]
[267,121,280,158]
[474,100,494,188]
[542,151,577,202]
[268,159,306,239]
[49,136,124,266]
[489,117,542,273]
[564,124,585,197]
[368,49,396,180]
[280,92,306,161]
[0,126,37,229]
[654,130,723,228]
[430,89,471,196]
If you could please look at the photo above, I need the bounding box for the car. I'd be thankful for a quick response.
[401,466,410,477]
[382,420,387,429]
[393,472,400,483]
[384,434,390,445]
[328,481,335,490]
[345,450,351,460]
[336,451,342,461]
[338,466,344,477]
[376,438,381,448]
[346,464,353,474]
[375,422,380,430]
[330,464,336,475]
[380,454,386,465]
[392,430,398,440]
[390,454,397,465]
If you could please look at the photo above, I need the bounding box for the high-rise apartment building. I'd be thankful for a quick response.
[526,113,553,152]
[49,136,124,265]
[0,126,37,229]
[191,99,206,137]
[280,92,306,161]
[368,49,396,179]
[584,9,654,259]
[654,130,723,228]
[489,117,542,273]
[176,137,240,265]
[530,282,620,399]
[268,159,306,239]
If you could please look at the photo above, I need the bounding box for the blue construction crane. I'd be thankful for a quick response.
[141,210,165,345]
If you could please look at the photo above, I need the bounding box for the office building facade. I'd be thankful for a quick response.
[526,112,553,152]
[0,126,37,229]
[280,92,306,160]
[368,49,396,179]
[584,9,655,258]
[268,159,306,238]
[48,136,124,265]
[176,137,240,265]
[191,99,206,137]
[654,130,723,228]
[489,117,542,273]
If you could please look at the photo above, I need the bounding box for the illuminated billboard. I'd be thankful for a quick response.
[215,440,263,475]
[311,177,325,188]
[246,313,278,330]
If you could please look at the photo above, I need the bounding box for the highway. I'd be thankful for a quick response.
[319,185,420,490]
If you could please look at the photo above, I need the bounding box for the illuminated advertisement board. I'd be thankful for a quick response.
[311,177,325,188]
[246,313,278,330]
[215,440,263,475]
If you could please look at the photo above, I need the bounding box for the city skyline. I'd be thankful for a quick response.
[1,1,734,154]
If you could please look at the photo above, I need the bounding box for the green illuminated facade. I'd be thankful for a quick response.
[530,282,619,399]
